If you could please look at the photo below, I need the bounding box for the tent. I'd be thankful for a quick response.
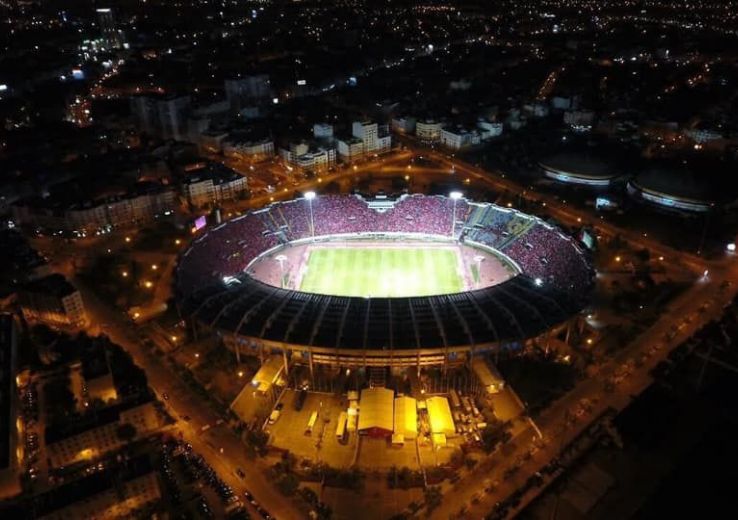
[426,396,456,437]
[357,387,394,437]
[394,396,417,440]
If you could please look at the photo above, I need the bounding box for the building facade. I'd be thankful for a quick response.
[18,275,86,329]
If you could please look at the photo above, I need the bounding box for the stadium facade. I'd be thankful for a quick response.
[627,168,720,213]
[539,152,618,187]
[176,194,594,371]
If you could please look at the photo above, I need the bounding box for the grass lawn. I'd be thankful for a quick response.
[299,247,464,297]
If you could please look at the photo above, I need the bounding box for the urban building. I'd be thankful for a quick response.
[18,274,86,329]
[20,455,160,519]
[181,162,248,208]
[313,123,334,140]
[337,137,365,162]
[11,182,176,234]
[352,121,378,151]
[279,141,336,173]
[130,94,192,141]
[0,314,19,500]
[95,8,125,49]
[440,126,481,149]
[477,119,504,139]
[224,75,271,112]
[81,340,118,405]
[223,137,275,161]
[45,398,159,468]
[391,116,416,134]
[416,119,443,142]
[351,121,391,154]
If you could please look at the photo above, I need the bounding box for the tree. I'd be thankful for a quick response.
[116,423,137,443]
[424,486,442,513]
[480,421,510,453]
[277,473,300,496]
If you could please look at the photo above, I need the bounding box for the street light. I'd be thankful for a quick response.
[449,191,463,237]
[304,191,316,238]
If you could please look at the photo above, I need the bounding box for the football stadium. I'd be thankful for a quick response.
[176,193,594,370]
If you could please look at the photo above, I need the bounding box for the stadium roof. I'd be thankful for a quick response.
[632,167,729,204]
[539,152,616,180]
[177,194,593,351]
[182,273,582,349]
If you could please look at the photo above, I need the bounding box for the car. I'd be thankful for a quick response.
[268,408,282,425]
[294,389,308,411]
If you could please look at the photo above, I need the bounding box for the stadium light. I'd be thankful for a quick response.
[275,254,288,288]
[304,191,316,238]
[449,191,463,237]
[474,255,485,288]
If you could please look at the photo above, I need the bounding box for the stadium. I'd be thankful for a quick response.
[176,193,594,370]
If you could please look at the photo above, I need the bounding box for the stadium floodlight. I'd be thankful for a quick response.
[275,254,288,288]
[449,191,463,237]
[304,191,316,238]
[473,255,485,288]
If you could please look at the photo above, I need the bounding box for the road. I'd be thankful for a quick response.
[75,277,306,520]
[380,145,738,519]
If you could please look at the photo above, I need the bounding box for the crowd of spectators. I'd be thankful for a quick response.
[176,194,592,298]
[503,224,593,295]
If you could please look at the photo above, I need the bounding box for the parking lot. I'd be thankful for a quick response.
[266,390,356,467]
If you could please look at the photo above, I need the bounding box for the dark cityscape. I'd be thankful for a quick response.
[1,0,738,518]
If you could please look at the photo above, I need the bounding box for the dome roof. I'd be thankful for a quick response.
[540,152,616,179]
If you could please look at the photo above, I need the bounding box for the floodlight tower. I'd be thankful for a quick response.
[473,255,485,288]
[449,191,463,237]
[304,191,316,239]
[275,254,288,288]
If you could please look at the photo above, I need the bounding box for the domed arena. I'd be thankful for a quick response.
[176,194,594,367]
[539,152,618,187]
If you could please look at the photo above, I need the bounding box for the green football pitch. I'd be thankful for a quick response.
[298,247,465,297]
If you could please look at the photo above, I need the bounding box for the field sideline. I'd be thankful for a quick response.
[298,246,465,297]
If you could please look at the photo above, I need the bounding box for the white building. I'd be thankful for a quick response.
[416,119,443,142]
[223,137,274,161]
[440,126,481,149]
[337,137,365,162]
[18,274,86,329]
[280,142,336,173]
[477,119,504,139]
[685,127,724,144]
[391,116,416,134]
[313,123,334,139]
[182,163,248,208]
[352,121,378,151]
[564,110,595,129]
